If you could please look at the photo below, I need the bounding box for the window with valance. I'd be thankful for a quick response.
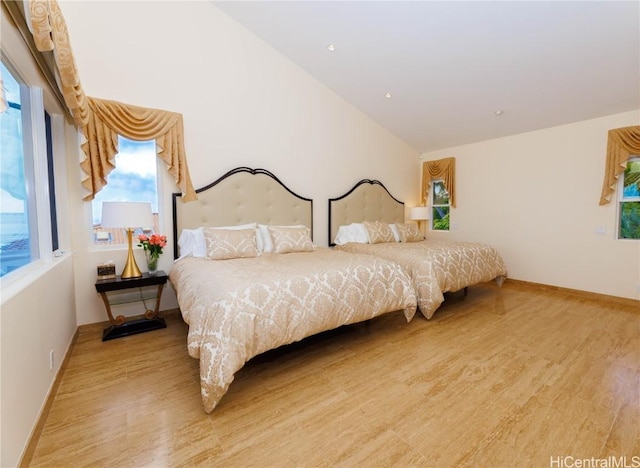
[20,0,197,203]
[601,125,640,239]
[421,157,456,232]
[421,157,456,208]
[599,125,640,205]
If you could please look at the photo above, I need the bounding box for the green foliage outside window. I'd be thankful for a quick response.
[431,181,450,231]
[620,159,640,239]
[620,202,640,239]
[432,208,450,230]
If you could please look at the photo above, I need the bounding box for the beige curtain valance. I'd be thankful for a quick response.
[421,157,456,207]
[80,97,197,202]
[28,0,88,126]
[25,0,196,202]
[599,125,640,205]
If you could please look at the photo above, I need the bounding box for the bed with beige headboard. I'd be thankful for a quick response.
[169,167,417,413]
[172,167,313,258]
[328,179,404,246]
[329,178,508,320]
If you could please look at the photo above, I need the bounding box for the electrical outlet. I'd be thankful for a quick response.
[594,226,607,235]
[49,350,54,371]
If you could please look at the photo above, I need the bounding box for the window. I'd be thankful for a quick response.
[0,60,58,277]
[618,157,640,240]
[91,136,159,245]
[430,180,450,231]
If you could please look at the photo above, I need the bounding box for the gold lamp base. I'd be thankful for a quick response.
[121,228,142,279]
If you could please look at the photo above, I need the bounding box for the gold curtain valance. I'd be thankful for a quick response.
[80,97,197,202]
[599,125,640,205]
[421,157,456,207]
[25,0,196,203]
[28,0,88,126]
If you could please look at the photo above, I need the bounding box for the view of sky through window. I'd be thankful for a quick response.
[91,137,158,226]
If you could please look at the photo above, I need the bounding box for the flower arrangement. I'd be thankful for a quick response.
[138,233,167,273]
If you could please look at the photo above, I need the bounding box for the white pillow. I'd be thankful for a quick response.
[177,228,205,259]
[254,228,264,252]
[333,223,370,245]
[258,224,305,252]
[177,223,257,259]
[389,224,400,242]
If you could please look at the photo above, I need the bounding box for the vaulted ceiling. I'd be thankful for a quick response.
[215,1,640,152]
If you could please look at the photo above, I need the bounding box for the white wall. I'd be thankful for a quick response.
[1,7,79,465]
[0,256,77,467]
[58,1,420,325]
[422,111,640,300]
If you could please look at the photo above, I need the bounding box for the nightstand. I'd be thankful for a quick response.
[95,271,168,341]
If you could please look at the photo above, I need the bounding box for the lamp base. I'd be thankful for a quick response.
[121,228,142,279]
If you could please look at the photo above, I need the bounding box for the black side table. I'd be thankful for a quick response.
[95,271,168,341]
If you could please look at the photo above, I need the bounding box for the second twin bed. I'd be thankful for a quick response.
[329,178,507,319]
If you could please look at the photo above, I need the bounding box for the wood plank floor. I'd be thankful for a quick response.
[28,282,639,467]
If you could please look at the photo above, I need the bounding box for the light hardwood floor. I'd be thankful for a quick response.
[28,281,639,467]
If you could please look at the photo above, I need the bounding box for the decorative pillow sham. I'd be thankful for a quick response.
[396,223,424,242]
[363,221,395,244]
[178,223,256,259]
[258,224,305,252]
[268,226,314,254]
[203,228,259,260]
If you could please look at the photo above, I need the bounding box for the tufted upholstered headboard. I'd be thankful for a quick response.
[172,167,313,259]
[328,179,404,246]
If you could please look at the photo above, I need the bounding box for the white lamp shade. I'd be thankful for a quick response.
[410,206,430,221]
[101,202,154,229]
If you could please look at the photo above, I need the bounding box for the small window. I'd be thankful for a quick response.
[618,157,640,240]
[91,136,159,245]
[430,180,450,231]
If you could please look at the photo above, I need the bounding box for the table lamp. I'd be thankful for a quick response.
[410,206,430,236]
[101,201,154,279]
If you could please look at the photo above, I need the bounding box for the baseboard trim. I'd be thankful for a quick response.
[19,327,80,468]
[505,278,640,309]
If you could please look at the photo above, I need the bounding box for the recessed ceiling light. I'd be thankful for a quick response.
[494,109,504,116]
[385,93,392,98]
[327,44,335,52]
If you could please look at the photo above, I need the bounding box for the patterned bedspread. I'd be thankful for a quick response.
[169,248,417,412]
[336,240,507,319]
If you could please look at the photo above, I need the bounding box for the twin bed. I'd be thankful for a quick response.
[170,167,506,412]
[329,179,507,319]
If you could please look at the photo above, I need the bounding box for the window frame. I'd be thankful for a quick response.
[0,57,64,285]
[430,179,451,232]
[45,111,59,252]
[617,156,640,241]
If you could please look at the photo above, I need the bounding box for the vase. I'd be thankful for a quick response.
[146,252,159,275]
